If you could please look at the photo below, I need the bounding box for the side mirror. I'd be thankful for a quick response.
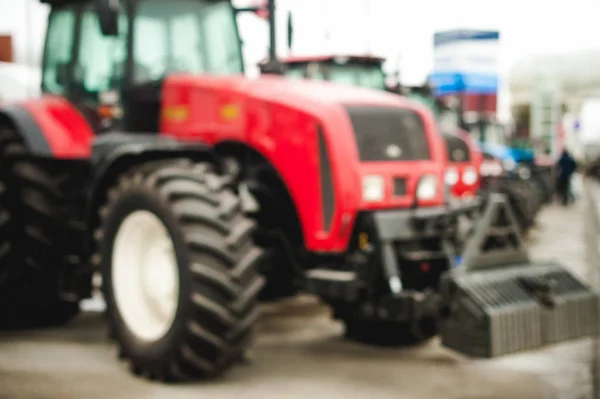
[286,11,293,51]
[95,0,119,36]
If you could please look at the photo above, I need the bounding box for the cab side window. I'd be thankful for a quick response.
[42,8,76,95]
[77,7,128,96]
[306,63,325,80]
[202,1,243,74]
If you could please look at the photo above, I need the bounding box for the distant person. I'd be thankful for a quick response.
[556,149,578,205]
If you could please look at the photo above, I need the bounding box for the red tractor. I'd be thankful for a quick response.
[265,54,484,200]
[0,0,597,384]
[440,128,483,199]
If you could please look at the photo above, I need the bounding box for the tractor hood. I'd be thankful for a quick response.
[161,73,421,120]
[160,72,446,167]
[161,74,449,236]
[243,74,405,107]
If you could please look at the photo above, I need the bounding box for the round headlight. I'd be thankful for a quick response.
[362,175,384,202]
[417,174,438,200]
[444,168,459,186]
[462,166,478,185]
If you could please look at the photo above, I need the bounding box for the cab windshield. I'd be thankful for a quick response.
[133,0,243,84]
[284,62,385,90]
[284,66,307,80]
[285,63,327,80]
[327,65,385,90]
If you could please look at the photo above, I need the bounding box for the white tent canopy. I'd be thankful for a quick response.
[509,47,600,106]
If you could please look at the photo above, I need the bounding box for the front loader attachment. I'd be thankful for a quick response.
[439,194,600,358]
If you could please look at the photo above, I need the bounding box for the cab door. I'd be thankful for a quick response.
[72,4,129,132]
[41,2,130,133]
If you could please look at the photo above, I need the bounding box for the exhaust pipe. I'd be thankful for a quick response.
[262,0,285,75]
[236,0,284,75]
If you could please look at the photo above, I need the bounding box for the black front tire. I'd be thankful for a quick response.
[97,160,265,382]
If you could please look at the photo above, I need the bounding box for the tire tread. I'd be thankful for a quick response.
[97,160,264,381]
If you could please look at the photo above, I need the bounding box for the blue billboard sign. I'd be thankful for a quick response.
[429,29,500,96]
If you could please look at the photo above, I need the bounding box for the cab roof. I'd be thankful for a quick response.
[259,54,386,65]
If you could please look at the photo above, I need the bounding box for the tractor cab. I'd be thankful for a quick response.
[265,54,387,91]
[40,0,245,133]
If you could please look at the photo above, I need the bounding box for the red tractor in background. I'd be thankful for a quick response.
[0,0,597,385]
[440,128,483,199]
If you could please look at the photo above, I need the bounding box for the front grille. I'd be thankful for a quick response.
[443,134,471,162]
[393,177,407,196]
[345,106,431,162]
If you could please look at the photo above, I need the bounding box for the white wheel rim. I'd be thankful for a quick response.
[112,210,180,342]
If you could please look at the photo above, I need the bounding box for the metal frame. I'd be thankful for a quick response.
[460,193,530,270]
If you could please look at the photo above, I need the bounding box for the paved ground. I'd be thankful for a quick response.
[0,184,596,399]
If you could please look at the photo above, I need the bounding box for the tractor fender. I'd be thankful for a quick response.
[0,96,94,159]
[85,133,216,234]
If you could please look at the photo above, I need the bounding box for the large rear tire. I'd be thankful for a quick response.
[0,128,79,329]
[97,160,264,382]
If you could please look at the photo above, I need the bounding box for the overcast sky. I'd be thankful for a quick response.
[2,0,600,121]
[4,0,600,75]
